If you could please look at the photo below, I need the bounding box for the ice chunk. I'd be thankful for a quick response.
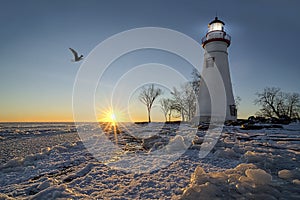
[181,182,220,200]
[292,179,300,185]
[245,193,277,200]
[167,135,187,152]
[0,193,15,200]
[214,148,240,159]
[0,158,23,169]
[63,163,94,183]
[37,179,51,190]
[234,163,257,174]
[23,153,45,166]
[242,151,267,163]
[190,166,208,185]
[208,172,227,185]
[192,136,203,145]
[245,169,272,185]
[278,169,293,179]
[181,187,200,200]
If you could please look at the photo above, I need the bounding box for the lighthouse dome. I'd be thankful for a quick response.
[209,17,225,25]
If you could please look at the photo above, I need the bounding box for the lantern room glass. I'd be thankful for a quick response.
[209,22,223,32]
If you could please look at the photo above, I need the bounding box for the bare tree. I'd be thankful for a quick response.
[139,84,162,122]
[159,98,172,122]
[170,83,197,122]
[254,87,282,118]
[286,93,300,118]
[171,87,186,121]
[235,96,242,110]
[181,83,197,121]
[254,87,300,119]
[191,68,201,95]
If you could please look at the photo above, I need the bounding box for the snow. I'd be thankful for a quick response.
[0,122,300,199]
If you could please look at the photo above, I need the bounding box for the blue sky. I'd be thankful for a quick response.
[0,0,299,121]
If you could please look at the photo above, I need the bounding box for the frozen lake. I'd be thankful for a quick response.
[0,122,300,199]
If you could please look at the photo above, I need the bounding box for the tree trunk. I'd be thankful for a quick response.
[148,108,151,123]
[181,108,185,122]
[289,105,293,118]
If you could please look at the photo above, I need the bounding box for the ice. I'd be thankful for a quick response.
[213,148,240,159]
[37,179,51,190]
[167,135,188,152]
[182,164,275,199]
[245,169,272,185]
[278,169,293,179]
[292,179,300,185]
[1,158,23,170]
[63,163,94,183]
[0,122,300,199]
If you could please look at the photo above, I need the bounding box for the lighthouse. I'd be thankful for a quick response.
[198,17,237,122]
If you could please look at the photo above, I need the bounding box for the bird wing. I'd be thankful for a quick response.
[69,48,79,58]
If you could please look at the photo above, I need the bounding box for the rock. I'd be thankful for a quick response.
[245,169,272,185]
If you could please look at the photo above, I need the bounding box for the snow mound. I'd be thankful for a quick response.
[31,184,88,200]
[167,135,188,152]
[181,164,276,200]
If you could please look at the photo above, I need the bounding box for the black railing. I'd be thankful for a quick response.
[201,32,231,45]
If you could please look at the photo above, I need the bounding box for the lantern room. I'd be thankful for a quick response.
[208,17,225,32]
[202,17,231,47]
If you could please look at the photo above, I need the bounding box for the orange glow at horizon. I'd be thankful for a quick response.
[97,107,123,125]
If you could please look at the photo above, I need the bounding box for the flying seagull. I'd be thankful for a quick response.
[69,48,83,62]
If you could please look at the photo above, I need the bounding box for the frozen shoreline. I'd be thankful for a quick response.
[0,123,300,199]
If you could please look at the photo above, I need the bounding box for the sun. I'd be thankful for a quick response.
[96,106,126,127]
[109,112,117,125]
[97,108,120,126]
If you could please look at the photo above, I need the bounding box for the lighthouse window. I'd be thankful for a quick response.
[230,105,237,116]
[206,57,215,68]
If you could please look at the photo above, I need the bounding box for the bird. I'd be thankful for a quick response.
[69,48,83,62]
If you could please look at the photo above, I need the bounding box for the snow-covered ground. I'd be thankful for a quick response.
[0,122,299,199]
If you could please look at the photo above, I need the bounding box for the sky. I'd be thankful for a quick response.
[0,0,300,122]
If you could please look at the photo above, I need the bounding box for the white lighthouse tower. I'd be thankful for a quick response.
[199,17,237,122]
